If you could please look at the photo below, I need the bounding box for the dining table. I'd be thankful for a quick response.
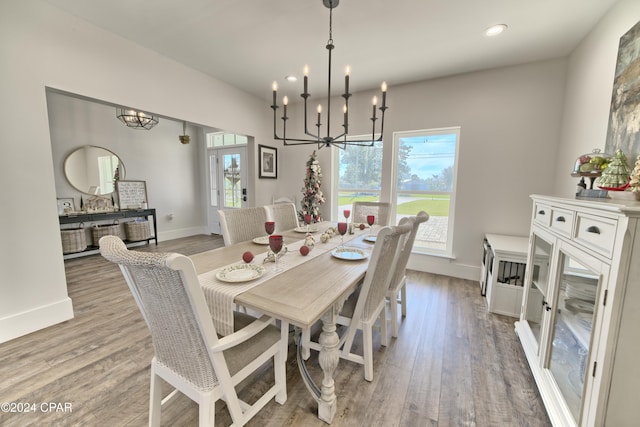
[189,221,377,424]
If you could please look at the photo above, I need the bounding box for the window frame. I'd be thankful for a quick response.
[391,127,461,258]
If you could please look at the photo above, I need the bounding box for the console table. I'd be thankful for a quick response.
[59,209,157,259]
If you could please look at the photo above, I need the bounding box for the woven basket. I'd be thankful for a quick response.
[91,223,121,245]
[61,228,87,254]
[125,220,151,242]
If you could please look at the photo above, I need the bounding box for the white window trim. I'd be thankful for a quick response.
[391,127,461,258]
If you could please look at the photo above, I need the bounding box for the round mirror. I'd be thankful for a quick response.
[64,145,125,195]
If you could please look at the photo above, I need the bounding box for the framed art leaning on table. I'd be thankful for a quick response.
[259,144,277,179]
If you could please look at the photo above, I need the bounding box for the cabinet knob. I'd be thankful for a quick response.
[556,216,566,222]
[586,225,600,235]
[538,210,546,215]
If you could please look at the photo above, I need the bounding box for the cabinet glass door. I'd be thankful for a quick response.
[547,250,600,423]
[523,233,552,352]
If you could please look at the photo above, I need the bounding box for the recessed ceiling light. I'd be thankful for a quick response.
[485,24,508,37]
[285,75,298,82]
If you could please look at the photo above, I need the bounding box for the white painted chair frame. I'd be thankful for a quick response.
[351,201,392,226]
[218,206,268,246]
[264,202,299,232]
[303,223,412,381]
[99,236,287,427]
[386,211,429,338]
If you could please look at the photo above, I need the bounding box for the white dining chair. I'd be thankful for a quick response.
[386,211,429,338]
[99,236,287,427]
[304,222,412,381]
[271,195,296,206]
[218,206,268,246]
[265,202,299,232]
[351,201,392,226]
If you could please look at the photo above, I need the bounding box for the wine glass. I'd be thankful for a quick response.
[337,222,348,248]
[265,221,275,236]
[304,214,312,234]
[269,235,283,272]
[366,215,375,236]
[343,209,351,222]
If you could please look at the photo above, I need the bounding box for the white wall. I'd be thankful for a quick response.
[280,59,568,279]
[48,91,206,241]
[0,0,273,343]
[554,0,640,197]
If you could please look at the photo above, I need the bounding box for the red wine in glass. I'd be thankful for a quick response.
[269,235,283,272]
[265,221,275,236]
[343,209,351,221]
[337,222,348,247]
[366,215,375,236]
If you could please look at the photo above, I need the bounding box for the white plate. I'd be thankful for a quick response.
[331,247,368,261]
[364,235,377,243]
[216,264,265,283]
[295,226,318,233]
[252,236,270,245]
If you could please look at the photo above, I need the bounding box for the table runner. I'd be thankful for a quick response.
[198,227,370,335]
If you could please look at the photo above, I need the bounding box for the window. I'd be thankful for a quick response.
[334,139,383,219]
[207,132,248,147]
[393,127,460,256]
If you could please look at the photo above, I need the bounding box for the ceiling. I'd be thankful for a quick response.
[45,0,619,103]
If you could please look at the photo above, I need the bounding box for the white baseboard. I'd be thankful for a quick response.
[408,253,480,281]
[158,226,208,242]
[0,297,74,344]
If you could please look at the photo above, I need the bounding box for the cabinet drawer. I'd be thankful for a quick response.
[550,207,574,237]
[574,213,617,258]
[534,203,551,226]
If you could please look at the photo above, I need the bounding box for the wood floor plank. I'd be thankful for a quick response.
[0,235,551,427]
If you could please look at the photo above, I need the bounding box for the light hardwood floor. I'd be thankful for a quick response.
[0,235,551,426]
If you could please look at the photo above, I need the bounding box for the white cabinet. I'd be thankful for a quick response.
[482,234,529,317]
[515,195,640,427]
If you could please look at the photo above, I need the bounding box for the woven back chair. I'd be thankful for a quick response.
[304,223,412,381]
[386,211,429,338]
[265,202,299,232]
[218,206,268,246]
[352,201,392,226]
[99,236,287,427]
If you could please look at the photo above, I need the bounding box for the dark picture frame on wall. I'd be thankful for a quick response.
[259,144,277,179]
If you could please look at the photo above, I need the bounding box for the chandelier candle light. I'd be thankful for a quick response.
[270,0,388,149]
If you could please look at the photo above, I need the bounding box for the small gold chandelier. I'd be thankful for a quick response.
[270,0,388,149]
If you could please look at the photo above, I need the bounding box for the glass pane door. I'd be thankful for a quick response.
[523,233,552,352]
[547,250,600,423]
[222,152,243,208]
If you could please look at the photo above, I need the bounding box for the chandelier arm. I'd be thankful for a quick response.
[269,0,387,149]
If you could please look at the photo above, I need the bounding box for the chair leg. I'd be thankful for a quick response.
[400,283,407,317]
[363,322,374,382]
[390,291,400,338]
[149,367,162,427]
[380,309,388,347]
[198,398,215,427]
[301,328,311,360]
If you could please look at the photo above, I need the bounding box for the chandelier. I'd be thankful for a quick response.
[270,0,388,150]
[116,108,159,130]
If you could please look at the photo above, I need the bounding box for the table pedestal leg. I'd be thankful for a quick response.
[317,304,341,423]
[296,301,343,424]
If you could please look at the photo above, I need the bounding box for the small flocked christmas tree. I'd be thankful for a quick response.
[300,150,325,223]
[596,149,631,189]
[630,155,640,194]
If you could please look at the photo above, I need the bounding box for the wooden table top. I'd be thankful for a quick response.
[190,224,374,328]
